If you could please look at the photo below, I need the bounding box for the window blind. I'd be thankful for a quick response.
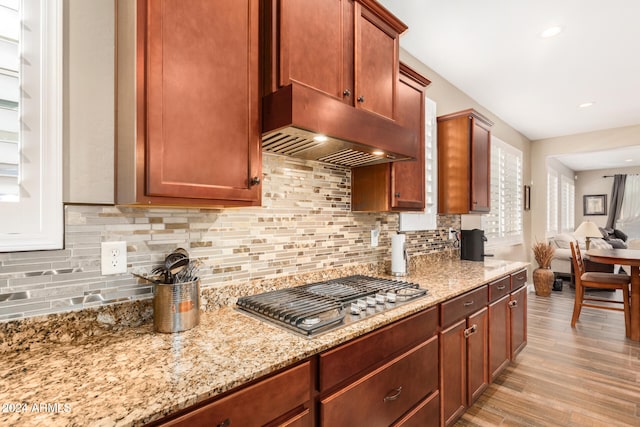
[546,169,559,235]
[0,0,19,201]
[560,175,575,232]
[483,136,523,246]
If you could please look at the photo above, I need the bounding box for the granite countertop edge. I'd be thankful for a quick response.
[0,258,529,427]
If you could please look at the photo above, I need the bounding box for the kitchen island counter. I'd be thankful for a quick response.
[0,258,527,426]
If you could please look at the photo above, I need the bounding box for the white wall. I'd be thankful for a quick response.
[63,0,115,204]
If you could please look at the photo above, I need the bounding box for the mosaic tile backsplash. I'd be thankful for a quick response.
[0,154,459,321]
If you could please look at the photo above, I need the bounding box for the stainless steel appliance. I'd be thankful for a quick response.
[236,275,427,337]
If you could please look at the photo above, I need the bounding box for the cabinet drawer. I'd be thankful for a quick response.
[511,269,527,290]
[441,286,488,328]
[161,362,310,427]
[321,336,438,427]
[319,306,438,392]
[488,276,510,302]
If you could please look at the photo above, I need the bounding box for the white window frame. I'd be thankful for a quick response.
[0,0,63,251]
[483,136,523,247]
[546,169,559,236]
[560,174,575,233]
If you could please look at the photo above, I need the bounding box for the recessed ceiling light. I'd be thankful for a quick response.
[313,135,328,142]
[625,159,633,162]
[578,102,594,108]
[540,26,563,38]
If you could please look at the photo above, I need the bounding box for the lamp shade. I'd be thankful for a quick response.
[574,221,602,238]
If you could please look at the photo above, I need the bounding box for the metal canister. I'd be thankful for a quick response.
[153,279,200,333]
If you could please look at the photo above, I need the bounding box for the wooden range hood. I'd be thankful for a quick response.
[262,82,418,168]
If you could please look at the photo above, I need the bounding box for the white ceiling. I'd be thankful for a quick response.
[553,146,640,171]
[378,0,640,170]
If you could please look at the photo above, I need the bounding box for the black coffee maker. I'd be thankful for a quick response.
[460,229,489,261]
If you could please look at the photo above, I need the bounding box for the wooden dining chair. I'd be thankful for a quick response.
[570,241,631,336]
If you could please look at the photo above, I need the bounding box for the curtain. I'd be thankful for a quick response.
[616,175,640,238]
[606,174,626,229]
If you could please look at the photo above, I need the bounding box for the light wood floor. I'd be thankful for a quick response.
[456,284,640,427]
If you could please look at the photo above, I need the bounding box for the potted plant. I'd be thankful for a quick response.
[532,241,555,296]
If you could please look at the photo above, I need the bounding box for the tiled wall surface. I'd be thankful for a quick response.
[0,154,457,321]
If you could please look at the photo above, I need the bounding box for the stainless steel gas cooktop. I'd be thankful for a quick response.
[236,275,427,337]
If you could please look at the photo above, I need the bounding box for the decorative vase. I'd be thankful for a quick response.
[533,267,554,296]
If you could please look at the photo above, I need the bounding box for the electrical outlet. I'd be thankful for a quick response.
[448,227,456,240]
[101,241,127,275]
[371,229,380,247]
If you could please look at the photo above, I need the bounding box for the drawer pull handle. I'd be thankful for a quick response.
[509,300,518,308]
[217,419,231,427]
[464,324,478,338]
[463,300,474,307]
[383,386,403,402]
[497,285,506,290]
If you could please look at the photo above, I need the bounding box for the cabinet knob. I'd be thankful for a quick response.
[508,300,518,308]
[464,324,478,338]
[217,419,231,427]
[357,96,365,103]
[383,386,403,402]
[250,176,261,186]
[343,89,351,97]
[395,192,400,198]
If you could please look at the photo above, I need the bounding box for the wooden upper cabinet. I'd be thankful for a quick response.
[354,2,400,119]
[391,63,431,210]
[272,0,352,100]
[116,0,261,207]
[351,63,430,212]
[264,0,406,120]
[437,109,493,214]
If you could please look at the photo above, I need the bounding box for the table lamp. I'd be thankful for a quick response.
[574,221,602,250]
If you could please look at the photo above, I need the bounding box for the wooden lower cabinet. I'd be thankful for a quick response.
[320,336,439,427]
[467,307,489,406]
[510,284,528,359]
[440,284,490,427]
[488,294,511,381]
[157,362,311,427]
[440,319,467,426]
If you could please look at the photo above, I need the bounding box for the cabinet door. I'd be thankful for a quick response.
[437,115,470,214]
[354,3,399,119]
[510,286,528,359]
[144,0,261,204]
[467,307,489,406]
[276,0,352,101]
[440,319,467,427]
[469,117,491,212]
[488,295,510,382]
[391,65,427,210]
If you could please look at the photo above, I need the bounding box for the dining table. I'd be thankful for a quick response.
[587,248,640,341]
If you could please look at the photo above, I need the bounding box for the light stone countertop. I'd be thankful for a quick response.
[0,258,528,426]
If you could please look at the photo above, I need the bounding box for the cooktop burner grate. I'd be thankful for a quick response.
[236,275,427,336]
